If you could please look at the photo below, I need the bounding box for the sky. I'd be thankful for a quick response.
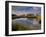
[12,6,41,15]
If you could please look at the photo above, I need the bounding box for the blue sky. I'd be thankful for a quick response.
[12,6,41,14]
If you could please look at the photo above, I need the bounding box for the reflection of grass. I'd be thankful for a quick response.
[12,23,41,31]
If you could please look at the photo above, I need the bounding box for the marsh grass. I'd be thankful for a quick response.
[12,23,41,31]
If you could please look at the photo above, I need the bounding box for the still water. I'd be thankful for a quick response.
[12,18,39,25]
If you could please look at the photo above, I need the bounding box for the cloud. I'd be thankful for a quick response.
[12,6,41,15]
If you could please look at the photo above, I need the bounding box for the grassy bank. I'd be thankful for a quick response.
[12,23,41,31]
